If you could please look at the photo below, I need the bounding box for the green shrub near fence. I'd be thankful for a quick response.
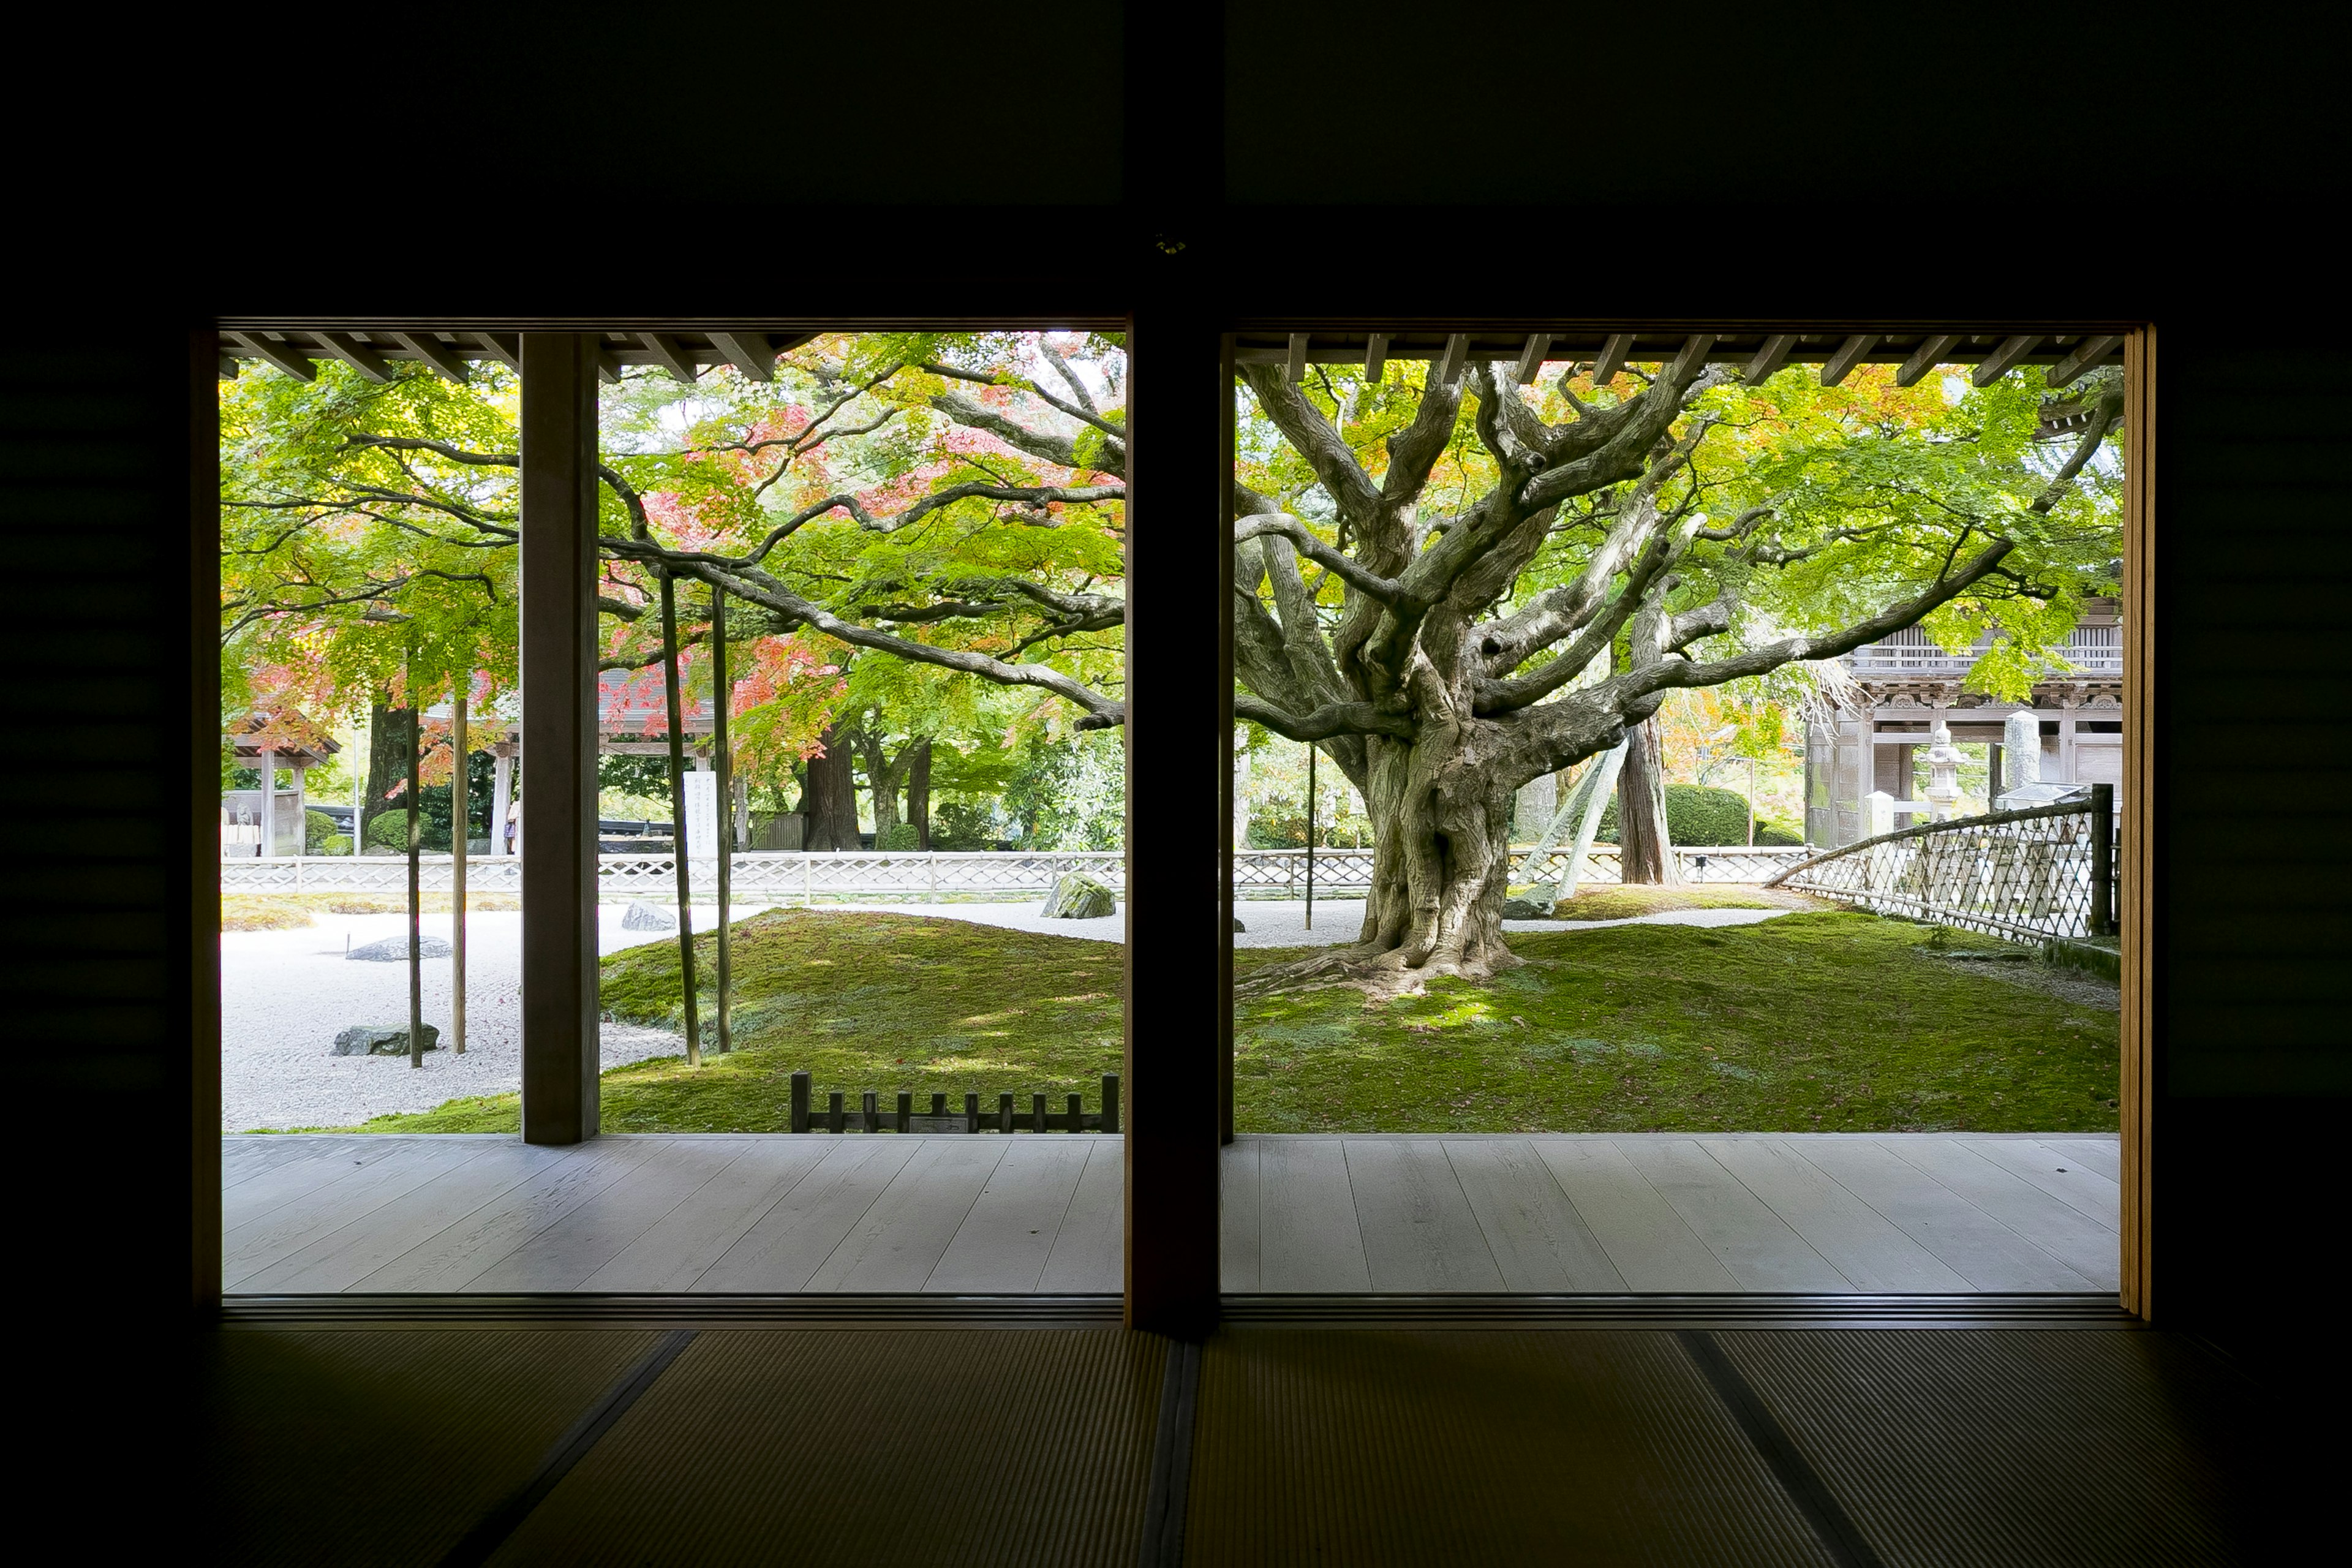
[1596,783,1767,845]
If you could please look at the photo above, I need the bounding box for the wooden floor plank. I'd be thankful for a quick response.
[1256,1139,1371,1292]
[1614,1139,1853,1292]
[2041,1137,2122,1183]
[463,1140,754,1292]
[223,1142,494,1287]
[1879,1138,2120,1289]
[220,1136,344,1191]
[1696,1138,1971,1292]
[232,1142,568,1292]
[578,1140,834,1292]
[1444,1140,1627,1292]
[802,1139,1006,1292]
[222,1140,413,1230]
[925,1137,1097,1292]
[1339,1140,1506,1292]
[1038,1139,1125,1294]
[1958,1139,2124,1227]
[693,1138,925,1291]
[345,1139,663,1292]
[1218,1140,1262,1292]
[1532,1139,1742,1292]
[1795,1138,2098,1291]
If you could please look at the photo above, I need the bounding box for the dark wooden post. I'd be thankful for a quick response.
[657,568,701,1066]
[1101,1072,1120,1134]
[2089,782,2116,938]
[790,1071,810,1134]
[1120,304,1228,1334]
[897,1090,914,1133]
[518,333,603,1145]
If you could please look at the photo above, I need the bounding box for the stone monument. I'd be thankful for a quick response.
[1922,721,1964,822]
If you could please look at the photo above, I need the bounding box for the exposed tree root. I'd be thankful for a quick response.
[1234,942,1519,1001]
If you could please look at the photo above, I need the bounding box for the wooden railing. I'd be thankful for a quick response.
[785,1072,1120,1134]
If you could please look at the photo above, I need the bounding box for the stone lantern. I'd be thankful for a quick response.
[1923,720,1964,821]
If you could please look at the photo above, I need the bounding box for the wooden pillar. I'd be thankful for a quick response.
[491,748,514,856]
[257,746,275,857]
[518,333,602,1145]
[1120,304,1227,1336]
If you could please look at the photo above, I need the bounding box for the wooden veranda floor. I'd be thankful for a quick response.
[221,1131,2118,1295]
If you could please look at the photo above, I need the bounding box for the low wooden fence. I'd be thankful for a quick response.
[1765,786,2117,945]
[786,1072,1120,1134]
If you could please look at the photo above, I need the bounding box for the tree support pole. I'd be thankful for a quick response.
[518,333,602,1144]
[406,658,423,1070]
[711,584,734,1055]
[1304,742,1316,930]
[658,568,702,1066]
[451,684,468,1054]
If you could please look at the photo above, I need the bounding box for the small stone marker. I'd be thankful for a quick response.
[346,935,452,962]
[621,900,678,930]
[1232,915,1246,932]
[333,1023,442,1056]
[1042,872,1116,919]
[1502,891,1554,920]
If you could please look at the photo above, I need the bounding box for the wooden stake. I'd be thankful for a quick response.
[658,568,701,1066]
[1304,742,1317,930]
[451,684,468,1054]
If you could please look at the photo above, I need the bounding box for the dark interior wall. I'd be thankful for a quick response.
[6,1,2346,1353]
[2154,339,2352,1327]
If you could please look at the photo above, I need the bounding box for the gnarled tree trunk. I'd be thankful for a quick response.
[906,738,932,850]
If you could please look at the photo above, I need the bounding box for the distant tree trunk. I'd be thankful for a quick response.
[799,722,862,850]
[906,738,932,850]
[364,698,413,848]
[1617,715,1682,885]
[857,730,903,840]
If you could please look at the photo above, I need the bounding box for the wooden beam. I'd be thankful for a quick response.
[1435,332,1469,389]
[1668,333,1717,382]
[2046,334,2123,388]
[1514,333,1554,385]
[1971,334,2042,386]
[1285,332,1310,383]
[227,331,317,383]
[469,331,522,372]
[391,332,472,384]
[316,331,393,383]
[1819,333,1880,388]
[216,355,238,381]
[1895,334,1962,388]
[1363,333,1389,383]
[596,348,624,385]
[638,331,702,383]
[1592,332,1635,386]
[707,331,776,382]
[1744,333,1797,383]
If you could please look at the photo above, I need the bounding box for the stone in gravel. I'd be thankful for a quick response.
[1233,916,1246,932]
[332,1023,442,1056]
[347,935,453,961]
[1502,895,1553,919]
[1042,872,1116,919]
[622,901,678,930]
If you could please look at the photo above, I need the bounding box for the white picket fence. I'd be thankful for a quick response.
[220,844,1812,900]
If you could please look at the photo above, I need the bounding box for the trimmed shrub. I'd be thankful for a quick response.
[304,808,341,852]
[1595,783,1762,846]
[879,822,921,851]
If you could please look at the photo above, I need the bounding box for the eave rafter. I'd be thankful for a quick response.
[216,327,820,382]
[1230,325,2130,385]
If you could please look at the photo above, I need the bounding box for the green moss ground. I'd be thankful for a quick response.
[330,906,2117,1136]
[1234,911,2118,1134]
